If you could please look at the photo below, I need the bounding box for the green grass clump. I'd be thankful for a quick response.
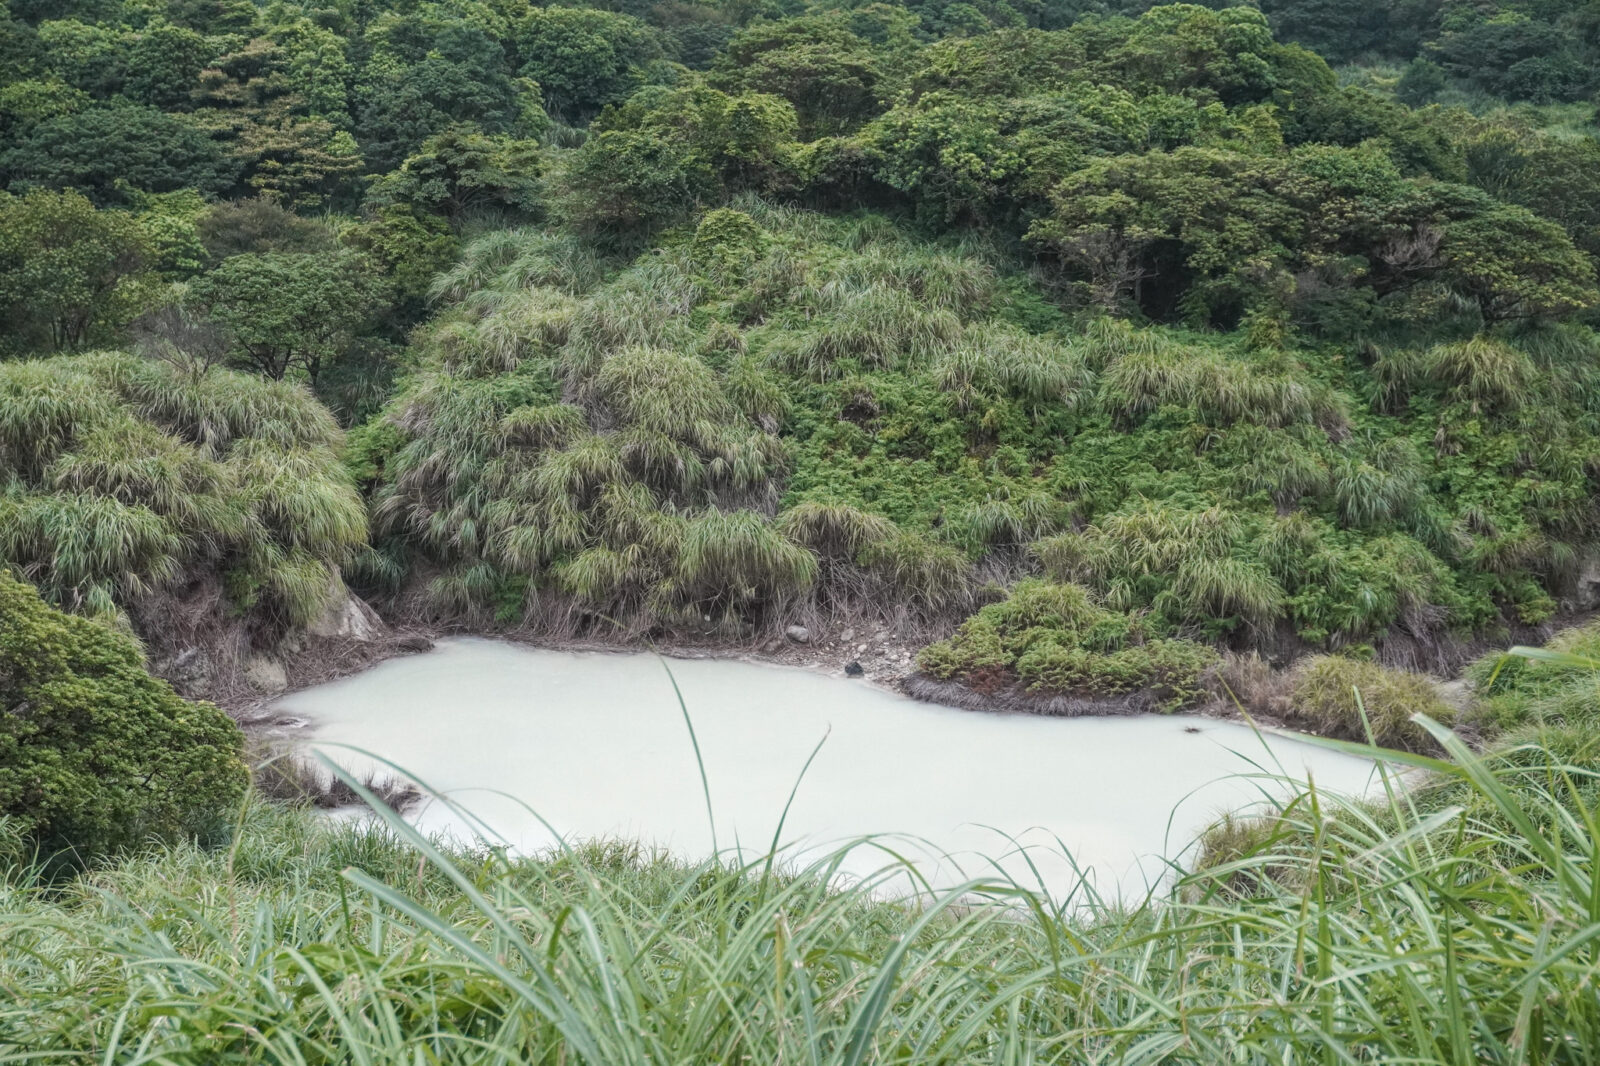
[1465,622,1600,733]
[917,579,1218,708]
[1036,503,1285,634]
[1287,655,1457,751]
[0,354,365,631]
[1377,336,1538,414]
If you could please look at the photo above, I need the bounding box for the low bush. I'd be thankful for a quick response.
[0,571,247,868]
[916,580,1218,708]
[1016,637,1220,709]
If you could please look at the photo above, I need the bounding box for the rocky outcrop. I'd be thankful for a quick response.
[1569,557,1600,612]
[146,577,394,710]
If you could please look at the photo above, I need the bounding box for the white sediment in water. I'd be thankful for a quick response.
[273,637,1382,900]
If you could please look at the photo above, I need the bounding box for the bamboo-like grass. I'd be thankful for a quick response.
[778,501,898,559]
[430,229,605,304]
[1097,334,1344,429]
[1036,504,1285,629]
[3,722,1599,1062]
[1374,334,1540,415]
[782,285,964,380]
[932,323,1092,411]
[0,355,364,628]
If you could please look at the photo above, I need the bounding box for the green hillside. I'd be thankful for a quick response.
[5,0,1600,1057]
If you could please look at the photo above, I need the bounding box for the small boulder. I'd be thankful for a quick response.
[844,661,864,677]
[244,654,289,694]
[307,578,385,641]
[396,633,435,653]
[785,625,811,644]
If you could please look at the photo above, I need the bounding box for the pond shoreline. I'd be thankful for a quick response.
[233,615,1282,736]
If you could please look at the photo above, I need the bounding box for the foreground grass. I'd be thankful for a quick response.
[2,722,1598,1063]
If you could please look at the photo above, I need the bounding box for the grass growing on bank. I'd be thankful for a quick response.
[2,722,1598,1063]
[348,198,1600,712]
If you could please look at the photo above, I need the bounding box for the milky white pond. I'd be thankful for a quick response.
[274,637,1382,899]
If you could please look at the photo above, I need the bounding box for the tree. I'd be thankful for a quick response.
[356,19,532,171]
[0,77,90,133]
[0,189,153,353]
[564,84,799,234]
[123,21,211,108]
[1438,203,1598,323]
[0,570,248,870]
[515,6,661,123]
[196,196,336,262]
[368,125,542,224]
[1464,130,1600,259]
[190,36,363,207]
[341,205,459,319]
[33,17,124,96]
[709,16,881,137]
[0,101,235,204]
[191,251,387,381]
[566,129,713,236]
[1091,4,1281,107]
[1257,0,1392,65]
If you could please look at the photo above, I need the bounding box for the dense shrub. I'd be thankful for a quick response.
[0,571,247,866]
[916,580,1219,709]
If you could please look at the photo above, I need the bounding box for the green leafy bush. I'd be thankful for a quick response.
[0,571,247,866]
[916,580,1218,709]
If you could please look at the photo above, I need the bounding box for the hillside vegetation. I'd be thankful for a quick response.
[0,353,365,642]
[5,0,1600,1057]
[6,0,1600,718]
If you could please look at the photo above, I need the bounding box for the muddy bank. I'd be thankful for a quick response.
[229,613,924,722]
[200,592,1582,746]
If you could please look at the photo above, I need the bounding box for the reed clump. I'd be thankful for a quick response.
[0,354,365,632]
[1287,654,1456,751]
